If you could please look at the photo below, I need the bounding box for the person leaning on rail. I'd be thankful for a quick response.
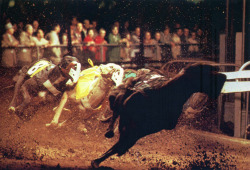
[1,23,19,68]
[18,24,36,67]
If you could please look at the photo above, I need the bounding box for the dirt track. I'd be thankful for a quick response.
[0,67,249,169]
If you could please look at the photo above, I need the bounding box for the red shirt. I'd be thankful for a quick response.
[83,36,96,53]
[94,36,107,61]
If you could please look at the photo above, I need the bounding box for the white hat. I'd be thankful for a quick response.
[5,23,13,30]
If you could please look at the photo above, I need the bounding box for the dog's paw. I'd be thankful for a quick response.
[8,106,16,113]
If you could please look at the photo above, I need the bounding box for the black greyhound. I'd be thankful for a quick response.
[91,63,226,168]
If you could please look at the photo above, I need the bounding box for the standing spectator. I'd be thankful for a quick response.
[32,20,39,36]
[1,23,19,67]
[196,28,203,43]
[73,22,83,44]
[18,24,36,66]
[121,21,130,38]
[45,23,61,64]
[91,20,98,38]
[171,28,182,59]
[12,23,17,33]
[131,27,140,44]
[174,23,181,30]
[107,25,122,62]
[83,28,96,64]
[160,26,172,60]
[181,28,190,56]
[143,31,154,59]
[114,21,120,31]
[120,32,132,61]
[188,32,199,56]
[70,16,78,32]
[33,29,49,46]
[196,28,207,54]
[61,33,69,56]
[131,27,140,58]
[94,28,108,62]
[82,19,90,39]
[33,29,49,59]
[72,22,84,58]
[14,21,24,40]
[152,31,162,61]
[62,33,68,45]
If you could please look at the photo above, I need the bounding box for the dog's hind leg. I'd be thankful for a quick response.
[15,85,32,115]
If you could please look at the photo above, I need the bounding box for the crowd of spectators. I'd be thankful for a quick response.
[1,16,207,68]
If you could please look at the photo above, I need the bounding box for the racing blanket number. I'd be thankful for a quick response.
[27,60,51,77]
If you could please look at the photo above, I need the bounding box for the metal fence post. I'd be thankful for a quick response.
[101,45,104,62]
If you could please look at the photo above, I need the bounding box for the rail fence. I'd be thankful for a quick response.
[1,43,210,69]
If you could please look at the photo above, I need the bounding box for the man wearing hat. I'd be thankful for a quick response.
[1,22,19,67]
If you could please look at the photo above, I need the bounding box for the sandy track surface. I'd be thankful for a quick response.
[0,67,249,169]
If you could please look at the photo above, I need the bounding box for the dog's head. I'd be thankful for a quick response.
[182,63,226,99]
[60,55,81,83]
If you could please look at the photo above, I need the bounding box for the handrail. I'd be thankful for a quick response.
[1,42,202,49]
[1,43,207,68]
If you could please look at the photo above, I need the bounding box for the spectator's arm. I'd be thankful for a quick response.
[1,34,19,47]
[20,32,35,46]
[1,35,11,47]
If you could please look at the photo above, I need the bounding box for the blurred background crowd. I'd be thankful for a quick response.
[1,17,208,68]
[1,0,249,68]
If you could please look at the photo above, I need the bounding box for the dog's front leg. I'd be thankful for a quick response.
[46,91,68,127]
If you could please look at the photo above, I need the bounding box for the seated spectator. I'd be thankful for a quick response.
[143,31,154,59]
[107,25,123,62]
[94,28,108,62]
[83,28,96,65]
[120,32,132,61]
[152,31,162,61]
[1,23,19,68]
[33,29,49,59]
[45,23,61,64]
[171,28,182,59]
[188,32,199,55]
[18,24,36,66]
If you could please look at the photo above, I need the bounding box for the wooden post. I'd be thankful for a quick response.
[218,34,226,130]
[234,32,243,138]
